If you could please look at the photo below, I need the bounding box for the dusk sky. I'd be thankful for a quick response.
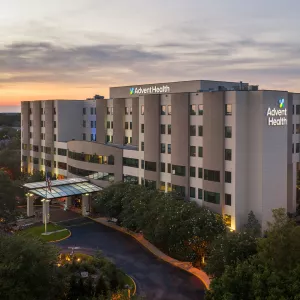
[1,0,300,112]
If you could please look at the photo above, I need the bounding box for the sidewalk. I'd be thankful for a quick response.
[91,217,211,290]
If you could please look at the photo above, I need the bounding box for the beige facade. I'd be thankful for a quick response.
[21,80,298,231]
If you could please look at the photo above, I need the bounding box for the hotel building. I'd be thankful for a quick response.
[21,80,300,230]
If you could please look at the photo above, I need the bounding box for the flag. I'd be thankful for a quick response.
[46,173,52,192]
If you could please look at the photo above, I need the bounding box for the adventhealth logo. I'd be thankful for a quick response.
[129,85,170,95]
[279,98,285,108]
[266,98,287,126]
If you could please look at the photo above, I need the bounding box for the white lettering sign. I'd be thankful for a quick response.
[266,99,287,126]
[129,85,170,95]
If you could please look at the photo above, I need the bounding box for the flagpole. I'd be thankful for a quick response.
[45,170,48,234]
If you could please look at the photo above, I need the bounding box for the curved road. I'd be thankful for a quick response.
[57,217,205,300]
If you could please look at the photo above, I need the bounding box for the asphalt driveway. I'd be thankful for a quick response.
[57,217,206,300]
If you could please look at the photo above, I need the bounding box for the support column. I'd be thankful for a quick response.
[42,199,50,224]
[27,194,34,217]
[65,197,72,209]
[82,195,90,216]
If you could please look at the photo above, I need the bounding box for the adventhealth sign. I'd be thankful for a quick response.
[129,85,170,95]
[266,98,287,126]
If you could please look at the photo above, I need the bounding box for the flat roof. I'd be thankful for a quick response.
[24,178,102,199]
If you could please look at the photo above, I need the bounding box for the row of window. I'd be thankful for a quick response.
[83,133,96,141]
[22,144,67,156]
[68,165,114,182]
[29,107,56,115]
[139,104,232,116]
[83,120,96,128]
[83,107,96,115]
[68,151,114,165]
[27,157,67,169]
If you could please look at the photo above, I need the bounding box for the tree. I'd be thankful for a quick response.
[0,170,16,224]
[0,148,21,179]
[0,234,67,300]
[204,231,257,278]
[205,208,300,300]
[243,211,261,237]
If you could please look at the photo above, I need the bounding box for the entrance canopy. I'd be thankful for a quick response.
[23,178,102,199]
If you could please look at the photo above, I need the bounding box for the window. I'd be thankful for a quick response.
[141,124,144,133]
[225,126,232,138]
[33,157,39,164]
[198,168,203,178]
[198,126,203,136]
[167,183,172,192]
[83,133,86,140]
[204,169,220,182]
[33,145,39,152]
[141,105,144,115]
[57,148,67,156]
[111,121,114,129]
[83,120,86,127]
[204,191,220,204]
[296,124,300,134]
[107,121,110,129]
[40,121,43,127]
[145,161,156,172]
[53,121,56,128]
[90,107,93,114]
[125,107,129,115]
[198,104,203,115]
[124,136,129,144]
[106,135,112,143]
[125,122,129,130]
[129,136,131,143]
[172,165,185,176]
[167,144,171,154]
[190,125,196,136]
[190,146,196,157]
[29,120,32,126]
[123,157,139,168]
[167,163,171,173]
[83,108,86,115]
[225,171,232,183]
[107,107,113,115]
[172,185,185,197]
[160,162,165,172]
[40,133,44,140]
[22,143,28,150]
[160,124,166,134]
[130,122,132,130]
[161,105,166,115]
[54,134,56,141]
[160,181,166,192]
[130,107,132,115]
[225,149,232,161]
[225,194,231,206]
[293,105,295,115]
[91,134,94,141]
[53,107,56,115]
[58,162,67,170]
[41,108,44,114]
[198,146,203,157]
[198,189,203,200]
[296,105,300,115]
[90,121,94,128]
[224,215,231,227]
[141,141,144,151]
[168,124,171,135]
[160,143,166,153]
[190,104,196,115]
[190,187,195,198]
[145,179,156,190]
[29,108,32,114]
[296,143,300,153]
[141,160,144,169]
[225,104,232,115]
[168,105,172,115]
[190,166,196,177]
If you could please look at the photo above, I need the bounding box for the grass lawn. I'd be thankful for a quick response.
[21,223,70,242]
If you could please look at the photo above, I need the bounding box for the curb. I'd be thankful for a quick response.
[48,229,72,243]
[88,216,210,290]
[127,275,137,296]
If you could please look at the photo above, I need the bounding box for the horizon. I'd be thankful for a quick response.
[1,0,300,110]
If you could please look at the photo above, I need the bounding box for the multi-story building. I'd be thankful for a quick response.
[21,80,300,231]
